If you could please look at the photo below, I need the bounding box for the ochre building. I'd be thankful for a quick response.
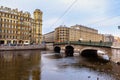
[55,26,69,42]
[54,25,104,42]
[0,6,42,45]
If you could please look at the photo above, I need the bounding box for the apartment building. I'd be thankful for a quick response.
[54,25,104,42]
[55,25,69,42]
[0,6,42,45]
[69,24,104,42]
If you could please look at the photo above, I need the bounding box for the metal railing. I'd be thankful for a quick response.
[54,41,113,47]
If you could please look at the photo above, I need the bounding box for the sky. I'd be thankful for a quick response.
[0,0,120,36]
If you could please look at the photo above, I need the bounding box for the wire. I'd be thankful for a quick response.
[50,0,120,30]
[87,15,120,26]
[50,0,78,28]
[86,2,120,26]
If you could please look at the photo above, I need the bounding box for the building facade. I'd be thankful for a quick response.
[54,25,104,42]
[69,25,104,42]
[104,34,114,42]
[0,6,42,45]
[43,31,55,43]
[55,25,69,42]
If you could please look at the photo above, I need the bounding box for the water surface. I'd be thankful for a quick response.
[0,50,120,80]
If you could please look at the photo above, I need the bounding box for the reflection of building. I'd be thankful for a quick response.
[0,6,42,45]
[0,50,41,80]
[54,25,104,42]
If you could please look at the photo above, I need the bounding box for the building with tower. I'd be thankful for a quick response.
[0,6,42,45]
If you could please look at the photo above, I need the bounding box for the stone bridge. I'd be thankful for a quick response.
[53,41,113,62]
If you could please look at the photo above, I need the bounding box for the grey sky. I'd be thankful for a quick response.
[0,0,120,36]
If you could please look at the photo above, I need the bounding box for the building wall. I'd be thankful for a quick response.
[103,34,114,43]
[71,24,98,34]
[55,26,69,42]
[34,9,42,44]
[54,25,104,42]
[0,6,42,45]
[69,25,103,42]
[43,31,55,43]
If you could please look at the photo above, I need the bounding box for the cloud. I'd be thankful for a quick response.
[99,16,120,27]
[60,0,108,12]
[57,0,109,26]
[85,16,120,36]
[1,0,120,36]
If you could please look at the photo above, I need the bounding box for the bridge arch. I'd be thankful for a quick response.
[80,47,107,55]
[65,45,74,57]
[79,47,108,59]
[54,46,61,53]
[80,49,98,57]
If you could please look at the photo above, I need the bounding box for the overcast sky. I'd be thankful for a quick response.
[0,0,120,36]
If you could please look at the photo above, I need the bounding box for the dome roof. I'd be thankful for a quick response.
[34,9,42,13]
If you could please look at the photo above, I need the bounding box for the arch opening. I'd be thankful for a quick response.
[81,49,98,57]
[54,46,61,53]
[65,46,74,57]
[80,49,110,62]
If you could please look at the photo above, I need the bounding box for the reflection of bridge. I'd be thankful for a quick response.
[53,41,119,63]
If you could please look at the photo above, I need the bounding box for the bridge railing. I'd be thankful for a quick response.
[54,41,113,47]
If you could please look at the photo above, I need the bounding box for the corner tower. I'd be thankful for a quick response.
[34,9,43,44]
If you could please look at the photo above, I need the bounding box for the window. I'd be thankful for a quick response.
[2,13,5,16]
[4,35,6,38]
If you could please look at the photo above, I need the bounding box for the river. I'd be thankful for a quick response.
[0,50,120,80]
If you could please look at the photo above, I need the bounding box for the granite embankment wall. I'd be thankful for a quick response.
[0,45,46,51]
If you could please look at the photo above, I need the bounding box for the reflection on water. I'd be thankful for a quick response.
[41,52,120,80]
[0,50,120,80]
[0,50,41,80]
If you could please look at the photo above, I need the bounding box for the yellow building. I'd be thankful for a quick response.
[55,25,69,42]
[55,25,104,42]
[70,24,104,42]
[0,6,42,45]
[33,9,42,44]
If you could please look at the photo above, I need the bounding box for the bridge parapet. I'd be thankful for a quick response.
[54,41,113,47]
